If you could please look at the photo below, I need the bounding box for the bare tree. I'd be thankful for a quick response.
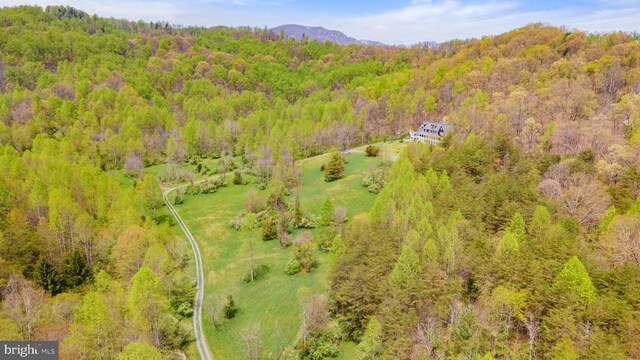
[560,173,610,228]
[124,151,144,178]
[2,275,47,340]
[300,294,330,346]
[524,312,540,360]
[606,216,640,267]
[241,323,262,360]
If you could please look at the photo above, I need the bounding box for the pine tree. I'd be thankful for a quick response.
[530,205,551,235]
[551,256,597,307]
[358,317,382,359]
[319,198,335,227]
[496,231,520,256]
[330,235,345,256]
[63,250,92,289]
[508,212,526,239]
[324,152,345,182]
[34,258,63,295]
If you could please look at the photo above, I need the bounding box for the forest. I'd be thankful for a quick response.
[0,4,640,359]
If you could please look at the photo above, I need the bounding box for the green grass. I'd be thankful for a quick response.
[170,144,406,359]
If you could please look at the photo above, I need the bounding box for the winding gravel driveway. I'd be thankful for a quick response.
[163,183,213,360]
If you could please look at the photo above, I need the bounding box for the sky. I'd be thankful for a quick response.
[3,0,640,45]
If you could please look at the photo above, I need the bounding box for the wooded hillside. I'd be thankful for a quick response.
[0,5,639,359]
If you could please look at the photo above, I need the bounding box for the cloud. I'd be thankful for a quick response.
[314,0,640,44]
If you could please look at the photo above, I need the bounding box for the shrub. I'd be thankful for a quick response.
[173,194,184,205]
[297,214,318,229]
[229,213,243,230]
[223,295,237,319]
[201,177,227,194]
[278,232,292,248]
[361,167,386,194]
[293,241,315,272]
[365,145,380,157]
[286,259,302,275]
[183,184,201,195]
[261,215,278,240]
[233,170,247,185]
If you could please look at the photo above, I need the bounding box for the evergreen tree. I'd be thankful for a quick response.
[496,231,520,256]
[530,205,551,235]
[551,256,597,307]
[324,152,345,182]
[358,317,382,359]
[319,198,335,227]
[330,235,345,256]
[63,251,92,289]
[508,212,526,239]
[34,258,63,295]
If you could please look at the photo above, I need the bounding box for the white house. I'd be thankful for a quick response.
[409,121,452,145]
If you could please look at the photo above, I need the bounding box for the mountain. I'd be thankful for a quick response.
[271,24,385,46]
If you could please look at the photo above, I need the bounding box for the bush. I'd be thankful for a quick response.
[261,216,278,240]
[223,295,237,319]
[278,232,292,248]
[361,167,386,194]
[297,214,318,229]
[183,184,201,195]
[201,177,227,194]
[229,213,243,231]
[293,241,316,272]
[175,302,194,318]
[233,170,247,185]
[173,194,184,205]
[286,259,302,275]
[365,145,380,157]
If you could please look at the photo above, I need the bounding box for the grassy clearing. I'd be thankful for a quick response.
[109,157,225,188]
[106,141,405,358]
[171,142,405,359]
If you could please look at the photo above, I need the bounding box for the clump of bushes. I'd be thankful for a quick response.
[361,167,386,194]
[233,170,247,185]
[286,234,316,275]
[365,145,380,157]
[183,177,228,195]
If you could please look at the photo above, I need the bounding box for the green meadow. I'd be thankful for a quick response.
[168,142,405,359]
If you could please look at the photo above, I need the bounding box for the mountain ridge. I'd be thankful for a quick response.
[271,24,385,46]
